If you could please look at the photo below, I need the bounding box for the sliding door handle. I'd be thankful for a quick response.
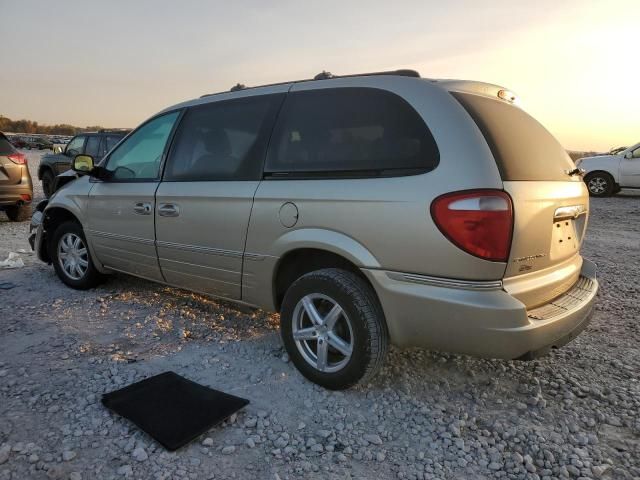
[158,203,180,217]
[133,202,152,215]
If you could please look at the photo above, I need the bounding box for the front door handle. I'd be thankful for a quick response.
[158,203,180,217]
[133,202,152,215]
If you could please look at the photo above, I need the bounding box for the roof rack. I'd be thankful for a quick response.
[204,69,421,98]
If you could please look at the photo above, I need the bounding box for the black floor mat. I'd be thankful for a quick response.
[102,371,249,451]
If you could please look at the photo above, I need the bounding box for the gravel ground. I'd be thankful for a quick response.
[0,151,638,480]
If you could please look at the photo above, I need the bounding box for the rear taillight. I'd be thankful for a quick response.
[7,153,26,164]
[431,190,513,262]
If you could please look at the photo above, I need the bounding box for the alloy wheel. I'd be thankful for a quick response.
[291,293,354,373]
[588,176,607,195]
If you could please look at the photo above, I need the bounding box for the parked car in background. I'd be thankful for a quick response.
[9,136,28,148]
[0,132,32,221]
[22,136,54,150]
[52,137,69,152]
[576,142,640,196]
[38,130,129,197]
[29,71,598,389]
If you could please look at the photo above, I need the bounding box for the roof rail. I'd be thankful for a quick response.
[202,69,421,98]
[323,69,420,79]
[98,128,131,133]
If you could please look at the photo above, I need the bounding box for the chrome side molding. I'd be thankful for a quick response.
[386,271,503,291]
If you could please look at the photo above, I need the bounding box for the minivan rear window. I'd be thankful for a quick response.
[265,87,439,177]
[452,92,575,181]
[0,135,16,155]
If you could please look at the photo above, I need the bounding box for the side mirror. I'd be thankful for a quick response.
[72,154,95,174]
[625,152,633,159]
[53,146,63,154]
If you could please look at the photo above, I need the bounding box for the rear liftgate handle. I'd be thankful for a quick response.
[158,203,180,217]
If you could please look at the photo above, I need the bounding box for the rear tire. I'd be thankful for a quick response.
[5,204,31,222]
[50,221,105,289]
[42,170,55,198]
[280,268,388,390]
[585,172,614,197]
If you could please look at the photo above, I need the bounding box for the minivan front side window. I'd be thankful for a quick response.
[165,94,284,181]
[105,112,179,180]
[265,87,439,176]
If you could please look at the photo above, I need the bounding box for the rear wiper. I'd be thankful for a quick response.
[565,168,585,177]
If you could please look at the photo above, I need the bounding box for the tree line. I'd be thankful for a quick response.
[0,115,104,136]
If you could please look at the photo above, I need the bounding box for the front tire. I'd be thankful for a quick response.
[50,221,105,289]
[585,172,614,197]
[41,170,56,198]
[5,204,31,222]
[280,268,388,390]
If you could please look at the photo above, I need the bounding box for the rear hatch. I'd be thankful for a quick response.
[452,92,589,308]
[0,134,25,187]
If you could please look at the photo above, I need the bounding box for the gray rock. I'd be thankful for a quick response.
[132,447,148,462]
[0,444,10,465]
[202,437,214,447]
[62,450,76,461]
[363,434,383,445]
[222,445,236,455]
[117,464,133,476]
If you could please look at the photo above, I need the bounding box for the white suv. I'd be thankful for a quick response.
[577,143,640,196]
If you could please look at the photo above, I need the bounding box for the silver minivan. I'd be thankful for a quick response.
[30,70,598,389]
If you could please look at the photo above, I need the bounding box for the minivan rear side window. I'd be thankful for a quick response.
[265,87,439,177]
[0,134,15,155]
[452,92,575,181]
[164,94,285,181]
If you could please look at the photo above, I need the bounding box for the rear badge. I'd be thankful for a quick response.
[518,265,533,272]
[513,254,546,263]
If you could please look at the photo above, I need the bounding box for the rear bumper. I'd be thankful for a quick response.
[0,184,33,207]
[362,259,598,359]
[0,170,33,207]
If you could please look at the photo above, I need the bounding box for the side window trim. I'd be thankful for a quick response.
[98,109,185,184]
[97,136,105,159]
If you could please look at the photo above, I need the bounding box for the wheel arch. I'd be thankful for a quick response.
[271,232,382,313]
[42,205,108,273]
[585,169,618,183]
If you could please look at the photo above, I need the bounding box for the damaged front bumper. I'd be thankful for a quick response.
[28,200,50,263]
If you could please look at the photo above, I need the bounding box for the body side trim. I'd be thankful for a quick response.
[385,271,503,291]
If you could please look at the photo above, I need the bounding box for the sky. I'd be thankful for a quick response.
[1,0,638,152]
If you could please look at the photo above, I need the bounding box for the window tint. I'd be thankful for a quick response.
[106,112,179,181]
[165,94,284,181]
[65,136,86,157]
[265,88,439,176]
[452,92,575,181]
[85,136,101,157]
